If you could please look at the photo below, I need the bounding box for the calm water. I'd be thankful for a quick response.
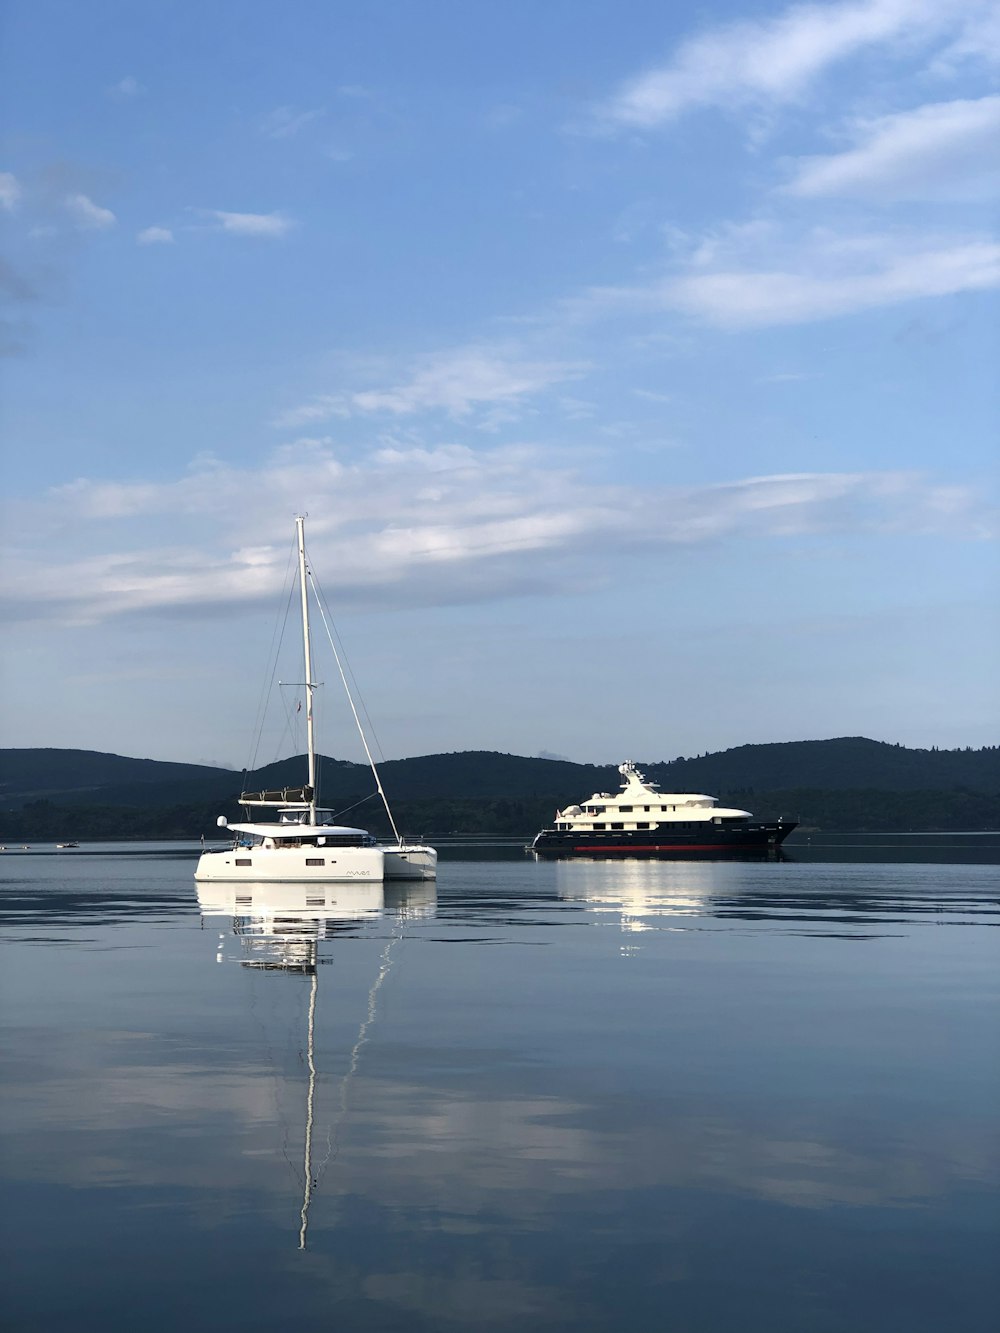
[2,844,998,1332]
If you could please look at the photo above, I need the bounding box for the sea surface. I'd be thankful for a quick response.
[1,840,998,1332]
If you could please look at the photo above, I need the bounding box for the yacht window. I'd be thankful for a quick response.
[593,823,605,830]
[305,858,325,866]
[611,822,624,830]
[620,805,632,812]
[235,858,252,866]
[636,822,650,829]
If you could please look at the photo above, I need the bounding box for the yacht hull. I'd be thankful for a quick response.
[531,821,795,858]
[194,846,385,882]
[381,845,438,880]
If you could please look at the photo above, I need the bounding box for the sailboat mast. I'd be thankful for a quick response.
[296,516,318,824]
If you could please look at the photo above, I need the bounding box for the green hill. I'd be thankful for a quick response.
[0,748,239,808]
[1,740,997,836]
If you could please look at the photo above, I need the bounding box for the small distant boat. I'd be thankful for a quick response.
[56,842,80,849]
[531,761,796,858]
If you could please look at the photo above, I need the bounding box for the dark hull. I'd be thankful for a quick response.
[531,821,796,859]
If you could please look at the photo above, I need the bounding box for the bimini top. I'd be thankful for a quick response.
[225,823,373,839]
[219,810,373,840]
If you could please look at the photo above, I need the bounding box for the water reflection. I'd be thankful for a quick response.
[555,858,729,922]
[196,881,386,971]
[3,857,997,1331]
[552,857,999,939]
[193,879,437,1249]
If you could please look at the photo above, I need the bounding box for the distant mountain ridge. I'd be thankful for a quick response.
[2,738,997,811]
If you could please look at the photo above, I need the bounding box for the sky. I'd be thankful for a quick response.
[1,0,998,769]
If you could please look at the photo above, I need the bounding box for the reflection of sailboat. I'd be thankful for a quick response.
[197,877,434,1248]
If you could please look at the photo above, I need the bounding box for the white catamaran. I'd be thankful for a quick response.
[194,517,436,884]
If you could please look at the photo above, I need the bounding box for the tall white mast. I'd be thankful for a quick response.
[296,516,318,825]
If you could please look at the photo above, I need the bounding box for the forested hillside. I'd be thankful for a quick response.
[1,739,997,836]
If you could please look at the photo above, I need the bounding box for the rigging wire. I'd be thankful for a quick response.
[312,927,400,1192]
[307,567,402,843]
[245,536,299,779]
[309,570,389,767]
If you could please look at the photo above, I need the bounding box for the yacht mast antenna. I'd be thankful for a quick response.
[296,515,318,825]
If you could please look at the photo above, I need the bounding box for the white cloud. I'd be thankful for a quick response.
[785,95,1000,201]
[579,225,1000,328]
[64,192,116,230]
[109,75,143,98]
[136,226,174,245]
[351,349,587,417]
[2,446,992,623]
[260,106,323,139]
[599,0,985,128]
[667,238,1000,327]
[277,347,588,425]
[0,172,21,211]
[208,210,293,237]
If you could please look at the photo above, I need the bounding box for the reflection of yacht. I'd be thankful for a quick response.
[195,518,435,884]
[555,858,729,918]
[532,761,795,858]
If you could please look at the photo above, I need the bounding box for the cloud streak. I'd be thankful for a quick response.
[207,209,293,237]
[277,347,588,426]
[259,106,323,139]
[784,95,1000,201]
[137,226,174,245]
[599,0,989,128]
[64,192,116,230]
[0,172,21,211]
[3,445,992,623]
[577,225,1000,328]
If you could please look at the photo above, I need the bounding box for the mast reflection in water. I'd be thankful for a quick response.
[195,879,435,1249]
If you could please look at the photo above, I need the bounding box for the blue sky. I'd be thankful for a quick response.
[1,0,998,767]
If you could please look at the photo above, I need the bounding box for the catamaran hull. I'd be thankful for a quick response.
[194,846,385,883]
[531,821,795,859]
[381,845,438,880]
